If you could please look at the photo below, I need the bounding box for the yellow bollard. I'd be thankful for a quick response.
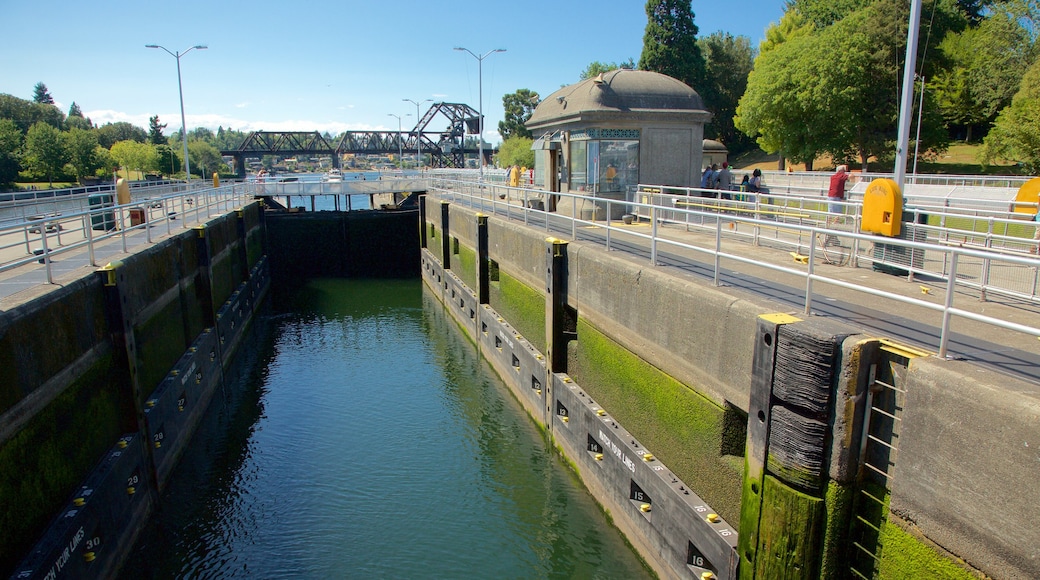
[212,172,220,188]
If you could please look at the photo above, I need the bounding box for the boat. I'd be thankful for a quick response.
[322,169,343,183]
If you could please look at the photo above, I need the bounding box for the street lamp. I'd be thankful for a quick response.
[146,44,207,182]
[387,113,411,171]
[454,47,506,180]
[403,98,432,171]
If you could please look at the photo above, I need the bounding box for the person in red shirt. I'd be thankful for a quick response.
[828,165,849,216]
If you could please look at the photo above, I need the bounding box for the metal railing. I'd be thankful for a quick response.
[0,182,255,286]
[428,178,1040,359]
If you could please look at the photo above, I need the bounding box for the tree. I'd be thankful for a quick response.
[736,32,827,167]
[638,0,706,90]
[0,118,22,186]
[23,122,67,185]
[63,128,104,180]
[187,140,224,177]
[32,82,54,105]
[497,136,535,168]
[148,115,167,145]
[96,122,147,148]
[698,32,755,153]
[109,140,155,178]
[66,103,92,131]
[579,59,636,80]
[981,56,1040,172]
[0,94,64,132]
[737,0,949,169]
[499,89,540,140]
[154,143,180,175]
[793,0,873,28]
[966,5,1037,120]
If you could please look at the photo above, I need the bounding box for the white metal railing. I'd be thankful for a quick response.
[428,178,1040,360]
[0,182,255,287]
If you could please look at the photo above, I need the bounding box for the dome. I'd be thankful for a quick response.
[527,69,707,129]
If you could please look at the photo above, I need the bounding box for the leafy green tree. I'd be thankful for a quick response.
[96,122,147,148]
[148,115,167,145]
[32,82,54,105]
[66,102,92,131]
[499,89,540,140]
[23,122,67,185]
[497,136,534,168]
[0,93,65,133]
[0,118,22,186]
[981,56,1040,172]
[579,59,636,80]
[187,140,224,177]
[153,143,179,175]
[738,0,949,169]
[967,5,1037,120]
[92,146,115,178]
[699,32,755,153]
[736,32,826,168]
[109,140,155,178]
[63,127,104,180]
[758,8,812,55]
[793,0,873,28]
[638,0,706,90]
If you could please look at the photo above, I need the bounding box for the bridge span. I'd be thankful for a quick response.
[221,103,491,175]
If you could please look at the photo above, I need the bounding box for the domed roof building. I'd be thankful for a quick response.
[525,69,712,213]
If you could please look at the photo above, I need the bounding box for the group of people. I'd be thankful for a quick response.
[701,162,763,199]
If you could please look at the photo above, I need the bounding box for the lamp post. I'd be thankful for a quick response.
[454,47,505,180]
[146,44,207,182]
[388,113,411,170]
[403,98,432,171]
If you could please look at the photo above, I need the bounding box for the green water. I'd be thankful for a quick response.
[121,278,653,579]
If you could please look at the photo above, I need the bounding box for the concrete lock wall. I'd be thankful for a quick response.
[1,202,269,580]
[424,198,1038,579]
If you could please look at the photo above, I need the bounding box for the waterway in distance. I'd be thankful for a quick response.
[120,278,653,579]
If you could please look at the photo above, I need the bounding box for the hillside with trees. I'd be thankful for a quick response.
[0,86,249,190]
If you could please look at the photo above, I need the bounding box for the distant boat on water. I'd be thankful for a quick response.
[322,169,343,183]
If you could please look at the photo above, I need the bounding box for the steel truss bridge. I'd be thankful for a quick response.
[221,103,487,175]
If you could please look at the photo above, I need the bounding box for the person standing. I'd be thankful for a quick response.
[700,164,715,193]
[717,162,733,200]
[828,165,849,216]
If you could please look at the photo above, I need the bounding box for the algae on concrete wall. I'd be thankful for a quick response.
[455,243,477,291]
[567,318,744,524]
[489,271,546,355]
[0,354,132,576]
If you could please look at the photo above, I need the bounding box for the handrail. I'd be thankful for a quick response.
[427,178,1040,360]
[0,182,254,288]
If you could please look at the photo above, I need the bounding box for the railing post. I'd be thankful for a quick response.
[714,213,722,287]
[84,214,96,266]
[651,206,658,266]
[939,253,959,358]
[605,200,612,252]
[805,230,817,314]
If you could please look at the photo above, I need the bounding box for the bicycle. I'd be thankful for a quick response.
[816,213,851,266]
[816,230,850,266]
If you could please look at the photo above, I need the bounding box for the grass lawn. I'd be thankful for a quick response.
[731,143,1023,175]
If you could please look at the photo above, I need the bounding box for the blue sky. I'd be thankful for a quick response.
[0,0,786,143]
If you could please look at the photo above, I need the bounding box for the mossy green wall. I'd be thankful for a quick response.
[567,318,743,524]
[489,271,546,354]
[0,353,132,575]
[877,521,980,579]
[455,242,477,291]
